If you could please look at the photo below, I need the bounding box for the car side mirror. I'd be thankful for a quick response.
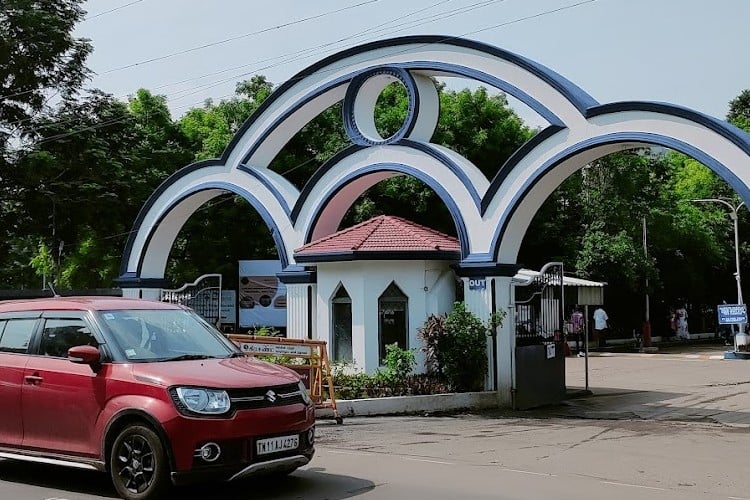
[68,345,102,372]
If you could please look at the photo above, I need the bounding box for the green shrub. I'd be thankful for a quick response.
[440,302,505,392]
[375,343,416,393]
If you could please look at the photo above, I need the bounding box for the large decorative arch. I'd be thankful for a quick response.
[118,35,750,290]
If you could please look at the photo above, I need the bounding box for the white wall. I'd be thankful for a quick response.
[315,260,455,374]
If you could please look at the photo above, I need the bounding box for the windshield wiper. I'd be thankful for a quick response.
[162,354,216,362]
[227,352,246,358]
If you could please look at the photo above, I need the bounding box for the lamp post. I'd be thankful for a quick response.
[692,198,746,345]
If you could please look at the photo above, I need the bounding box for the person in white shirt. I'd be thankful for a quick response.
[593,306,609,347]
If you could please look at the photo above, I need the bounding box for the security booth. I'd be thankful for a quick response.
[512,263,566,410]
[511,264,606,409]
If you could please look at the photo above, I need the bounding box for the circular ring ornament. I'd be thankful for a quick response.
[343,67,421,146]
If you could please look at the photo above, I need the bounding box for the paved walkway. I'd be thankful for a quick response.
[550,341,750,427]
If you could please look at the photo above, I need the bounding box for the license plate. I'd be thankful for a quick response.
[256,434,299,455]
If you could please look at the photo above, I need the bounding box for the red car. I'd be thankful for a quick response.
[0,296,315,500]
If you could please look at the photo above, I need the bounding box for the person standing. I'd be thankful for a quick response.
[675,304,689,340]
[593,306,609,348]
[570,307,585,354]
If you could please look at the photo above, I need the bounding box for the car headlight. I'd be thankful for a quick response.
[298,381,312,406]
[174,387,230,415]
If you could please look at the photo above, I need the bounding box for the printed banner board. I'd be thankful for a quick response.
[236,342,312,357]
[718,303,747,324]
[238,260,287,328]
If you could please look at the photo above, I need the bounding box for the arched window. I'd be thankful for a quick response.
[378,282,408,362]
[331,284,352,362]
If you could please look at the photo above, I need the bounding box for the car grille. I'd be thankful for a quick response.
[227,383,305,410]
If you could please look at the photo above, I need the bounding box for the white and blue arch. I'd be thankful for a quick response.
[118,35,750,289]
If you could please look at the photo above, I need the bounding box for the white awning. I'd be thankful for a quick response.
[512,269,606,288]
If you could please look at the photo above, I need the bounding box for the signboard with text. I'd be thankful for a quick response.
[238,260,287,328]
[718,304,747,324]
[468,278,486,290]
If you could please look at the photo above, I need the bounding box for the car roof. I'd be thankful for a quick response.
[0,296,184,313]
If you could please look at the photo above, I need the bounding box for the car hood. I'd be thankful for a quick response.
[130,356,300,388]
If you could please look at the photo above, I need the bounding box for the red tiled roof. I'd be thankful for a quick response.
[294,215,460,261]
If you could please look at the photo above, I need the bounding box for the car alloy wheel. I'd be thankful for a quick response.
[110,424,169,500]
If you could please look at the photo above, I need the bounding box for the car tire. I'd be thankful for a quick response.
[110,424,171,500]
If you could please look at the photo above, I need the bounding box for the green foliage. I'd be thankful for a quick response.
[422,302,505,391]
[248,325,280,336]
[376,343,416,391]
[727,89,750,132]
[0,0,92,141]
[29,240,55,286]
[330,362,451,400]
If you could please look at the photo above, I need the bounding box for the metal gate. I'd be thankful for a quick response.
[512,262,566,410]
[161,273,223,326]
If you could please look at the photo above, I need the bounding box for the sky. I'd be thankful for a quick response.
[74,0,750,129]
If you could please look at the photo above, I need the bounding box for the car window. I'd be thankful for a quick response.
[99,309,235,362]
[0,319,37,354]
[39,318,95,358]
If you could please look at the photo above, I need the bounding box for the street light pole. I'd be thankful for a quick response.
[692,198,746,344]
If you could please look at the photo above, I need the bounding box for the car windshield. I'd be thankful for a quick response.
[98,308,237,362]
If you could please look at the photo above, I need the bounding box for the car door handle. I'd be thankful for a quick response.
[24,374,43,385]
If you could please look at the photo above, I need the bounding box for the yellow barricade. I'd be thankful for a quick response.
[226,335,342,424]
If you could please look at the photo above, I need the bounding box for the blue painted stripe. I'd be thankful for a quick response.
[236,36,588,166]
[390,62,564,127]
[489,132,750,261]
[240,76,350,165]
[237,164,292,215]
[302,163,471,258]
[343,67,419,145]
[135,183,290,277]
[291,145,365,224]
[290,142,482,224]
[119,158,224,276]
[482,124,565,215]
[398,139,483,209]
[587,101,750,156]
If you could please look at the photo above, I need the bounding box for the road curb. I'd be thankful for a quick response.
[580,352,727,360]
[315,391,499,419]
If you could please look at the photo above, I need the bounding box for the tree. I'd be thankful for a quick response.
[3,89,191,289]
[0,0,92,145]
[727,89,750,132]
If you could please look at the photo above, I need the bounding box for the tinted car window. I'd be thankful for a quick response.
[40,319,95,358]
[0,319,37,353]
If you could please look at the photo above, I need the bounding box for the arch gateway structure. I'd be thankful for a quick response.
[118,36,750,407]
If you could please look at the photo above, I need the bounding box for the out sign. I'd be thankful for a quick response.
[468,278,486,290]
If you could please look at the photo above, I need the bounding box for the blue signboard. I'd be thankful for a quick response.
[468,278,486,291]
[718,304,747,324]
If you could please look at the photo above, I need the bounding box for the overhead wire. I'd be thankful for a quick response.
[10,0,496,134]
[0,0,379,102]
[98,0,381,75]
[84,0,145,21]
[18,0,598,149]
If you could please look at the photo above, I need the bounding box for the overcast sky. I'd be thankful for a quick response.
[75,0,750,128]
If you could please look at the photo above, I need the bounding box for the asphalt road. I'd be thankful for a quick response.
[2,348,749,500]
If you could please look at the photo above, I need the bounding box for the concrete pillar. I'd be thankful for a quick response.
[461,277,494,390]
[493,276,515,407]
[285,283,310,340]
[454,263,520,408]
[278,268,317,340]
